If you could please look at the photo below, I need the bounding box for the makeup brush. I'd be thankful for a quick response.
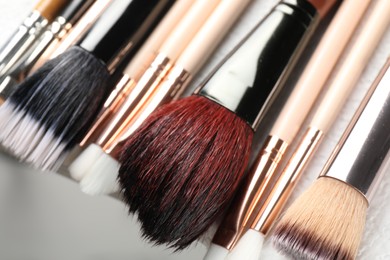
[223,1,390,259]
[76,0,253,195]
[274,55,390,260]
[205,0,371,259]
[117,0,328,249]
[0,0,175,171]
[30,0,113,73]
[0,0,68,78]
[68,0,197,181]
[0,0,96,100]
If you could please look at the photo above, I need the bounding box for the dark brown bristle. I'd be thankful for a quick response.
[272,177,368,260]
[118,95,253,249]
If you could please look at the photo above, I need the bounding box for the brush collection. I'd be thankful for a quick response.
[0,0,389,260]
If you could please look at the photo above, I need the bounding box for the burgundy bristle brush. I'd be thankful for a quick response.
[0,0,175,170]
[117,0,329,249]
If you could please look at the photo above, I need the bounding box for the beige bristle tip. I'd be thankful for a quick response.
[272,177,367,260]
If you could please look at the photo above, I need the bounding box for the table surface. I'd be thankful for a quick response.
[0,1,389,259]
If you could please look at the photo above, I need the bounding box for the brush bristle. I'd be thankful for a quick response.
[0,46,111,170]
[273,177,368,260]
[226,229,264,260]
[68,144,105,181]
[204,243,229,260]
[118,95,253,249]
[79,152,120,195]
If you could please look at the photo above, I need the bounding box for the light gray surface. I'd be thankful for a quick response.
[0,0,389,260]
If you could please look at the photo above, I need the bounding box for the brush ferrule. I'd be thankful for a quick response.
[212,136,287,250]
[198,0,319,129]
[0,11,48,77]
[320,59,390,202]
[251,128,323,234]
[163,66,192,100]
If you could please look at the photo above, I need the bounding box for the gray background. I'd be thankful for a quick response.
[0,0,389,259]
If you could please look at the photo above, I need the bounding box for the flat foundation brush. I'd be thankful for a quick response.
[68,0,196,181]
[0,0,175,171]
[76,0,252,195]
[117,0,322,249]
[30,0,113,73]
[206,0,368,259]
[274,56,390,260]
[0,0,96,98]
[0,0,68,79]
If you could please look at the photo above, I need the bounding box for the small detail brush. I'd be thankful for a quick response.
[68,0,196,181]
[225,1,390,259]
[273,56,390,260]
[30,0,113,73]
[206,0,369,259]
[0,0,96,100]
[0,0,175,170]
[0,0,68,78]
[77,0,252,195]
[118,0,322,249]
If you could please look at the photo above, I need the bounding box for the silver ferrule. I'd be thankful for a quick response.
[0,11,49,77]
[320,59,390,202]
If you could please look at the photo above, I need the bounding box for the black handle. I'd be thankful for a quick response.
[60,0,95,25]
[198,0,319,129]
[77,0,168,65]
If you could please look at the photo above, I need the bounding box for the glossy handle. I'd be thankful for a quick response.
[60,0,95,24]
[35,0,69,21]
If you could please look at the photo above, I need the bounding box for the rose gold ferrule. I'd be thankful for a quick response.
[306,0,337,18]
[96,53,172,151]
[164,65,192,100]
[250,127,323,234]
[212,136,288,250]
[79,75,133,147]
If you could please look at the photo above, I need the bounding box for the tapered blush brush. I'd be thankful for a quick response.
[0,0,96,100]
[0,0,175,171]
[30,0,113,73]
[68,0,197,181]
[217,1,389,259]
[117,0,328,249]
[75,0,252,196]
[274,55,390,260]
[0,0,68,78]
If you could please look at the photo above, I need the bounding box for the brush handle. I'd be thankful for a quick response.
[321,59,390,202]
[59,0,95,25]
[198,0,319,129]
[78,0,174,67]
[35,0,69,21]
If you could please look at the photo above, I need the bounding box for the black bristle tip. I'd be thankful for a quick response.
[10,46,111,151]
[118,95,254,249]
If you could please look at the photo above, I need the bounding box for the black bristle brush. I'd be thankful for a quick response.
[118,0,323,249]
[0,0,175,170]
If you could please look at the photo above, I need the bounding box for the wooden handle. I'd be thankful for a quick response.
[34,0,69,21]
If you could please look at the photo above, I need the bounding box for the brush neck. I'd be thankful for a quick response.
[198,0,319,129]
[77,0,173,71]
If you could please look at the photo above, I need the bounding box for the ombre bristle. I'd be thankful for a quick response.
[118,95,253,249]
[273,177,368,260]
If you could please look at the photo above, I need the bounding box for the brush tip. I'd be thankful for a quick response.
[204,243,229,260]
[226,229,264,260]
[68,144,105,181]
[80,153,120,195]
[272,177,368,260]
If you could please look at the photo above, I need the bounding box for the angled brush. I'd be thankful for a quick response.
[68,0,196,181]
[0,0,68,79]
[117,0,324,249]
[223,1,390,259]
[0,0,175,171]
[76,0,252,195]
[30,0,113,73]
[0,0,96,98]
[273,55,390,260]
[205,0,369,259]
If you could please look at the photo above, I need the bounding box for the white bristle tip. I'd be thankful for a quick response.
[227,229,264,260]
[203,243,229,260]
[68,144,105,181]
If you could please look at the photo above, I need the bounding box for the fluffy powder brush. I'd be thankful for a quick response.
[0,0,175,170]
[118,0,322,249]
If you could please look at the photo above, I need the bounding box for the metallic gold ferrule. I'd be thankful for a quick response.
[212,136,288,250]
[250,127,323,234]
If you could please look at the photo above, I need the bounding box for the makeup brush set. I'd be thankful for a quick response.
[0,0,389,259]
